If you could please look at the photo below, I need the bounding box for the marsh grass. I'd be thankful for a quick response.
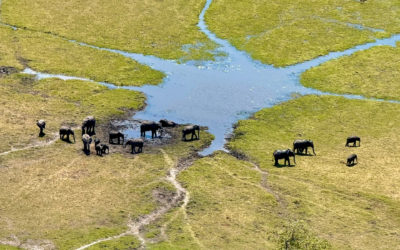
[227,95,400,249]
[0,26,165,86]
[2,0,219,61]
[206,0,397,66]
[301,43,400,100]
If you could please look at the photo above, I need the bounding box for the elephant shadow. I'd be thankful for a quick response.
[274,163,295,168]
[39,132,46,138]
[86,131,96,136]
[183,138,199,142]
[82,149,91,156]
[294,153,314,156]
[347,162,357,167]
[61,138,75,144]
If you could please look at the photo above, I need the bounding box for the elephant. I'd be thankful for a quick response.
[293,139,316,155]
[82,116,96,135]
[182,125,200,141]
[272,149,296,166]
[159,119,177,127]
[36,119,46,135]
[60,126,76,142]
[101,144,109,154]
[347,154,358,166]
[124,138,144,154]
[140,121,161,139]
[94,138,101,146]
[109,130,124,144]
[346,136,360,147]
[95,143,103,156]
[82,134,92,152]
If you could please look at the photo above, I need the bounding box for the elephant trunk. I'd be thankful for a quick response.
[312,147,316,156]
[198,128,200,140]
[293,155,296,164]
[123,142,127,148]
[73,134,76,143]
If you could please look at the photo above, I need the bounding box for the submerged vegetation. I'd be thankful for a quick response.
[205,0,397,66]
[1,0,220,61]
[301,42,400,100]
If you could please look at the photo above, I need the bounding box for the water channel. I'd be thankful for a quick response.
[18,0,400,155]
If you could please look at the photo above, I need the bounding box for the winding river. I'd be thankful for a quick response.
[19,0,400,155]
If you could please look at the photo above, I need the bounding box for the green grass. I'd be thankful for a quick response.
[205,0,396,66]
[0,26,164,86]
[227,95,400,249]
[1,0,219,61]
[301,42,400,100]
[0,246,19,250]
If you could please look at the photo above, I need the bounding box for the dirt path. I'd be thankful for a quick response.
[0,133,60,157]
[74,149,200,250]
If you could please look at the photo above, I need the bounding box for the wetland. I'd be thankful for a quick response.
[2,0,400,249]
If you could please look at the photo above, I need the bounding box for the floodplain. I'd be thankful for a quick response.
[1,0,400,249]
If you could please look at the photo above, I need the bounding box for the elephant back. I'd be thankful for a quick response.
[37,120,46,127]
[347,136,360,140]
[183,125,195,131]
[83,116,95,125]
[60,126,70,132]
[82,134,91,142]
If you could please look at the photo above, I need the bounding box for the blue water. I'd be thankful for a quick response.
[19,0,400,155]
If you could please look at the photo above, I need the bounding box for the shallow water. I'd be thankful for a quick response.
[19,0,400,155]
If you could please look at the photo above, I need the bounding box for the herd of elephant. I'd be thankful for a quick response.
[36,117,201,156]
[273,136,360,166]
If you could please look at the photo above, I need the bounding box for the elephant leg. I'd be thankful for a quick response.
[305,148,308,155]
[274,158,278,166]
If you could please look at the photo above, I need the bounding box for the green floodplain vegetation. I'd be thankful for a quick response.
[204,0,399,66]
[0,26,164,86]
[301,42,400,100]
[1,0,220,61]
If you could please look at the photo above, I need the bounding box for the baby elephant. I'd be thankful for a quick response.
[347,154,358,166]
[95,143,103,156]
[101,144,109,154]
[36,120,46,135]
[346,136,360,147]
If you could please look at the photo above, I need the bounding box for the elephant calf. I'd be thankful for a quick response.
[95,143,103,156]
[124,138,144,154]
[109,131,124,144]
[272,149,296,166]
[60,126,76,142]
[347,154,358,166]
[36,120,46,135]
[82,134,92,152]
[346,136,360,147]
[293,139,316,155]
[182,125,200,141]
[101,144,109,154]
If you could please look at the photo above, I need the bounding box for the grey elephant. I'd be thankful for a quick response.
[82,116,96,135]
[159,119,177,127]
[60,126,76,142]
[124,138,144,153]
[346,136,360,147]
[272,149,296,166]
[293,139,316,155]
[82,134,92,152]
[95,143,103,156]
[182,125,200,141]
[36,119,46,135]
[140,121,161,139]
[347,154,358,166]
[109,130,124,144]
